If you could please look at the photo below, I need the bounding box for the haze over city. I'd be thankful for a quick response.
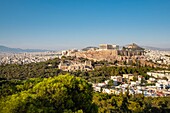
[0,0,170,50]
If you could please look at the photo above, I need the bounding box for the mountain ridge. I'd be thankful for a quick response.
[0,45,50,53]
[142,46,170,51]
[0,45,170,53]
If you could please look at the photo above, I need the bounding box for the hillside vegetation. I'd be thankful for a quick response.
[0,58,170,113]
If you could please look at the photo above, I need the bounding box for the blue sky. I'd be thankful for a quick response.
[0,0,170,50]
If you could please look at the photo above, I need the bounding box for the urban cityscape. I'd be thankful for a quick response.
[1,0,170,113]
[1,43,170,97]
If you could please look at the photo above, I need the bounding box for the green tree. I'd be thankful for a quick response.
[0,74,97,113]
[108,80,114,87]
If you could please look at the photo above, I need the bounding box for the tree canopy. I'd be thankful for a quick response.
[0,74,96,113]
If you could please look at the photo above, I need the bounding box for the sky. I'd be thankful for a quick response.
[0,0,170,50]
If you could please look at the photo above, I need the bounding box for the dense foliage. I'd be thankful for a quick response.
[0,57,158,82]
[1,58,170,113]
[93,93,170,113]
[71,66,153,83]
[0,58,61,80]
[0,74,170,113]
[0,74,95,113]
[1,75,170,113]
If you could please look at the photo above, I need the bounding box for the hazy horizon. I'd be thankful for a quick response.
[1,0,170,50]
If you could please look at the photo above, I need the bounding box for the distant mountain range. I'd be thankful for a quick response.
[0,45,50,53]
[0,45,170,53]
[142,46,170,51]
